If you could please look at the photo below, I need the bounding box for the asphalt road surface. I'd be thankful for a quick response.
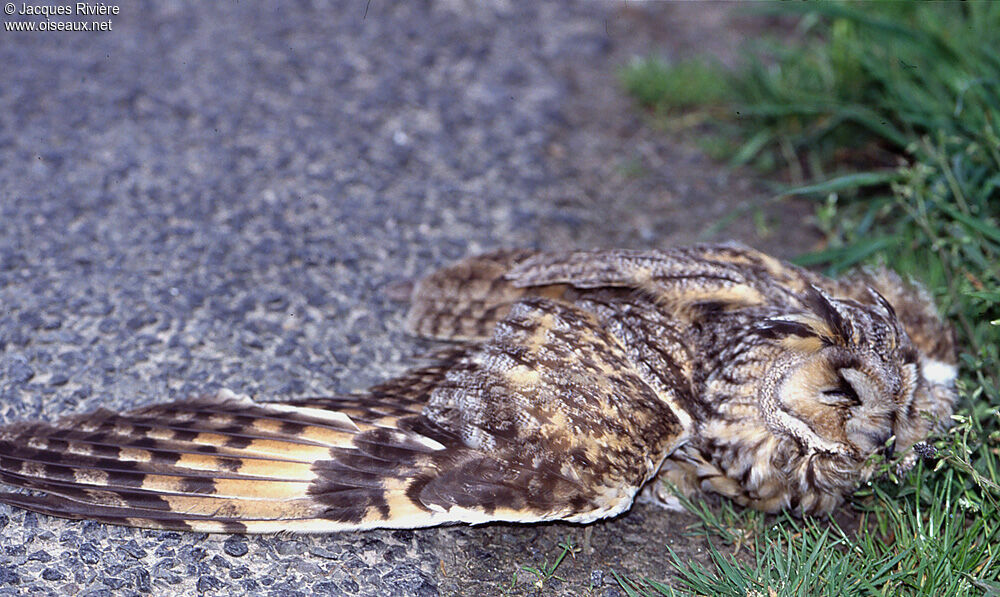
[0,2,818,595]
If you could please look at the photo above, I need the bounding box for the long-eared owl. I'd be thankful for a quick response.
[0,244,957,533]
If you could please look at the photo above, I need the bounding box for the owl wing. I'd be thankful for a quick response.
[0,362,465,534]
[406,244,825,343]
[507,243,825,309]
[406,248,566,341]
[0,297,690,533]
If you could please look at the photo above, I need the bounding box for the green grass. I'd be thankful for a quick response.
[519,537,580,590]
[621,57,732,114]
[620,2,1000,595]
[506,536,582,594]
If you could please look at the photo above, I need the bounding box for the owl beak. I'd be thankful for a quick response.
[856,427,895,461]
[882,437,895,461]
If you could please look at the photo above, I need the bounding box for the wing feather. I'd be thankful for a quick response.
[0,387,466,533]
[406,248,579,341]
[506,244,824,310]
[0,287,693,534]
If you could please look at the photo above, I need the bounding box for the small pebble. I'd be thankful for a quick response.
[223,537,248,558]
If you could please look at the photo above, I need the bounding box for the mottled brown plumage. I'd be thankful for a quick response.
[0,244,957,532]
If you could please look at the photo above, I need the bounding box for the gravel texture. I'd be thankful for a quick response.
[0,2,819,595]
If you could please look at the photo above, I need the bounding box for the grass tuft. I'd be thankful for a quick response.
[620,2,1000,595]
[620,56,732,113]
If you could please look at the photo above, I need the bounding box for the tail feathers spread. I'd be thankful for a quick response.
[0,390,472,533]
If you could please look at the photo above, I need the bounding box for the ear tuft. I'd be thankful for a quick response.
[803,285,853,344]
[756,317,818,340]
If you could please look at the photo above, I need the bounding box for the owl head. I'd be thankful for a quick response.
[752,285,955,513]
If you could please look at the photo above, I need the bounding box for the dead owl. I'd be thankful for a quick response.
[0,244,957,533]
